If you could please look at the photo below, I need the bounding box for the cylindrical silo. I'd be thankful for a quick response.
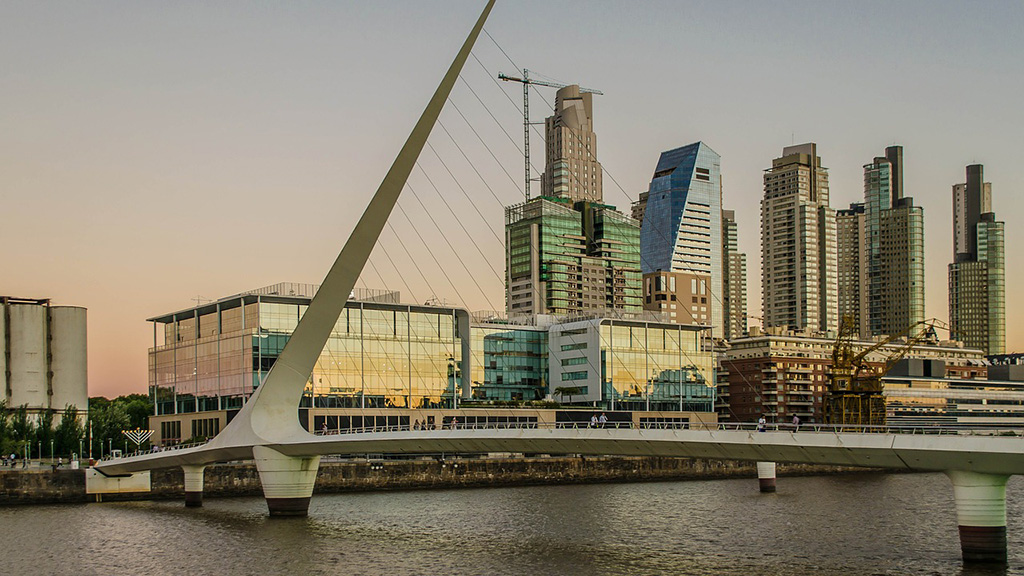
[50,306,88,421]
[8,304,48,411]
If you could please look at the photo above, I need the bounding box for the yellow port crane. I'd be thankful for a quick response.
[825,317,949,427]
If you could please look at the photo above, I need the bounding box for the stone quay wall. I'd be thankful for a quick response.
[0,457,879,505]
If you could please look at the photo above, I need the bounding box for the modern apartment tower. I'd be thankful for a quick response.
[862,146,925,337]
[506,85,639,317]
[633,142,722,334]
[505,197,641,318]
[949,164,1005,354]
[761,143,838,334]
[541,85,603,203]
[836,203,868,337]
[722,210,748,339]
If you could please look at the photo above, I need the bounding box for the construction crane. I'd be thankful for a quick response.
[825,317,950,427]
[497,69,603,201]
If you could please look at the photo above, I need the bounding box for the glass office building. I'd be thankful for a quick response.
[549,316,714,411]
[149,284,470,416]
[469,323,549,402]
[884,375,1024,428]
[635,142,723,336]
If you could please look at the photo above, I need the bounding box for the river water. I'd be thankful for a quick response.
[3,472,1022,575]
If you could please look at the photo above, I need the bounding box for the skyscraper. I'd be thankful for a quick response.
[506,85,640,318]
[722,209,748,340]
[861,146,925,337]
[949,164,1005,354]
[836,203,868,337]
[761,143,838,333]
[505,197,641,318]
[541,85,602,203]
[633,142,722,333]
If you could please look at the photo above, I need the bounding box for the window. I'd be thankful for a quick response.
[561,342,588,351]
[561,356,588,366]
[562,371,588,381]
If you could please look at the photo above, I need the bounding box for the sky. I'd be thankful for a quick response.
[2,1,1022,398]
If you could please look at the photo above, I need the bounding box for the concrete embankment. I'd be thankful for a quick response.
[0,457,879,505]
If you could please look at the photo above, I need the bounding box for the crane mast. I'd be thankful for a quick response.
[825,318,950,427]
[498,69,602,201]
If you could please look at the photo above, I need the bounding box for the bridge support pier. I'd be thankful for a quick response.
[946,470,1009,564]
[182,465,206,507]
[254,446,320,517]
[756,462,776,493]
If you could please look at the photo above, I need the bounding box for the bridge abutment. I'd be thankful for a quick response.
[946,470,1009,564]
[254,446,320,517]
[757,462,777,493]
[182,465,206,507]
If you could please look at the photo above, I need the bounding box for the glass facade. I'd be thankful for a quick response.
[885,376,1024,427]
[863,150,924,337]
[469,324,548,401]
[949,220,1005,355]
[601,322,713,412]
[150,295,466,416]
[638,142,723,336]
[548,318,713,411]
[505,196,641,317]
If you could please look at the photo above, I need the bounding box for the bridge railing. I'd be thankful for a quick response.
[107,439,214,462]
[104,421,1024,463]
[310,421,1024,437]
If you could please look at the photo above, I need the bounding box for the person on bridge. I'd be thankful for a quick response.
[792,415,801,431]
[590,414,598,428]
[599,413,608,428]
[757,416,767,432]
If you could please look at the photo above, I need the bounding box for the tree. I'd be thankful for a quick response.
[54,405,84,457]
[88,398,130,457]
[121,394,152,430]
[0,400,12,456]
[11,405,32,442]
[553,386,584,404]
[34,409,54,459]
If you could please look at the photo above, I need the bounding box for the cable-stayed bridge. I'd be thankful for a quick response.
[92,0,1022,565]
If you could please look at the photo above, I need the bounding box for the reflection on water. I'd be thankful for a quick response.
[2,472,1022,575]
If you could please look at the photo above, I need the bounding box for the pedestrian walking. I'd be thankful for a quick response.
[599,413,608,428]
[792,414,801,431]
[590,414,599,428]
[757,415,767,432]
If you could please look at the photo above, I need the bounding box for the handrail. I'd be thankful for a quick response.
[309,421,1024,437]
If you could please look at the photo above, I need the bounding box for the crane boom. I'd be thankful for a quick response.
[826,317,952,427]
[497,68,602,200]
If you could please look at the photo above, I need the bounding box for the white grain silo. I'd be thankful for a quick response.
[2,297,89,422]
[7,302,48,412]
[50,306,88,419]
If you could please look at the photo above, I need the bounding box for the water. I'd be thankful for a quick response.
[3,472,1023,575]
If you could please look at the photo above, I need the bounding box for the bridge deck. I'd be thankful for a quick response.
[96,423,1024,477]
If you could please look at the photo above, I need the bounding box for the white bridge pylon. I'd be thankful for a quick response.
[97,0,496,514]
[93,0,1021,564]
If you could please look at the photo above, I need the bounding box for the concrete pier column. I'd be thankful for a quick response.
[253,446,320,517]
[756,461,777,493]
[182,465,206,507]
[946,470,1009,563]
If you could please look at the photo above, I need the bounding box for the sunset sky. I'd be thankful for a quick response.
[3,1,1022,398]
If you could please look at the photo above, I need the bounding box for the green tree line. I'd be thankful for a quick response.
[0,394,152,461]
